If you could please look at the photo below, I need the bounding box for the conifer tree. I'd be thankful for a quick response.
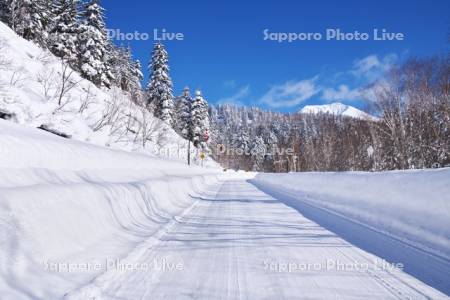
[49,0,80,65]
[131,59,143,91]
[174,87,192,139]
[110,46,143,94]
[191,90,210,148]
[8,0,51,46]
[0,0,11,25]
[78,0,113,87]
[146,42,174,124]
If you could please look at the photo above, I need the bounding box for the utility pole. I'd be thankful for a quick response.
[187,139,191,166]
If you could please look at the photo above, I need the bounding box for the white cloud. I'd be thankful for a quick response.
[360,79,390,103]
[216,85,250,106]
[353,55,380,75]
[318,53,398,104]
[260,77,320,108]
[224,80,237,89]
[351,53,397,81]
[322,84,361,102]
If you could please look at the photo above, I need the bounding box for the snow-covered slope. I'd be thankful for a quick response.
[0,119,221,299]
[300,102,376,120]
[0,21,210,165]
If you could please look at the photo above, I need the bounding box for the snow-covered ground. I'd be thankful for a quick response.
[252,171,450,295]
[252,170,450,261]
[66,178,447,300]
[0,120,221,299]
[1,120,449,299]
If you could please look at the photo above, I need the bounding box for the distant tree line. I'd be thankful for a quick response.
[209,55,449,172]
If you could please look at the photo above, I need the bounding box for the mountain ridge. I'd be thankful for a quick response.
[299,102,376,120]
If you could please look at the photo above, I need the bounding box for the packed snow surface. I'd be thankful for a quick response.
[67,177,448,299]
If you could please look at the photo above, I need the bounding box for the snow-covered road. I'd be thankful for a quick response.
[67,178,448,299]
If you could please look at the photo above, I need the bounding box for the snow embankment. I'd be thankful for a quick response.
[252,170,450,260]
[0,120,221,299]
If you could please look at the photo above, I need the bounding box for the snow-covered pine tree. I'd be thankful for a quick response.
[78,0,113,88]
[110,46,143,94]
[127,58,144,104]
[104,41,117,86]
[49,0,80,66]
[128,59,144,103]
[174,87,192,139]
[107,46,143,104]
[0,0,11,25]
[130,59,143,91]
[110,46,131,90]
[8,0,51,46]
[190,90,210,148]
[146,42,174,124]
[250,136,266,171]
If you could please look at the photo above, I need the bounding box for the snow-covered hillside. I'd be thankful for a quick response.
[0,21,208,164]
[300,102,376,120]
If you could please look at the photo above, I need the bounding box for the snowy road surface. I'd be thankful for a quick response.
[67,178,448,299]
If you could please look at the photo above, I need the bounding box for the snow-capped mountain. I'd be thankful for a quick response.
[299,102,376,120]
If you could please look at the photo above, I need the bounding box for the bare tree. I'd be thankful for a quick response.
[36,67,56,100]
[78,83,95,114]
[125,105,165,149]
[369,55,450,169]
[36,58,82,109]
[138,107,164,149]
[0,38,12,71]
[55,61,82,106]
[155,124,169,153]
[9,67,27,87]
[93,89,123,132]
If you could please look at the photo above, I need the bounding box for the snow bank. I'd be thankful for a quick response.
[252,170,450,260]
[0,21,220,298]
[0,120,221,299]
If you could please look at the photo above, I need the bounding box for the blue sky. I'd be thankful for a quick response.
[102,0,449,112]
